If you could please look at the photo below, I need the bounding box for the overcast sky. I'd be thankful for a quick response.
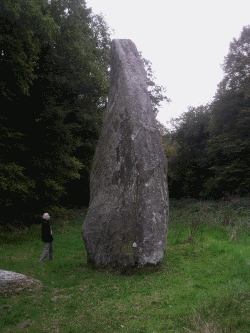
[86,0,250,126]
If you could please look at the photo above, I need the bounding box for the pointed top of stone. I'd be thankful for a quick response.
[110,39,147,87]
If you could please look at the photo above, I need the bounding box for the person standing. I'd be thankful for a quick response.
[39,212,54,263]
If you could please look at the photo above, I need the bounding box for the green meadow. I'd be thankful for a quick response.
[1,198,250,332]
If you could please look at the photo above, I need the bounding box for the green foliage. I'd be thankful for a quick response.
[219,25,250,93]
[163,25,250,199]
[141,53,171,115]
[164,105,211,198]
[0,0,112,224]
[205,26,250,197]
[0,0,58,98]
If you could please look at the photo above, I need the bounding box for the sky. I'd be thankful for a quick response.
[86,0,250,126]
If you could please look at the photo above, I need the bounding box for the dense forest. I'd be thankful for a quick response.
[163,25,250,200]
[1,0,250,226]
[0,0,168,226]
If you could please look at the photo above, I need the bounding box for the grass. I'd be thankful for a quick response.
[0,198,250,332]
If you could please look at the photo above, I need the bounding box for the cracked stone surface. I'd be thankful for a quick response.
[82,39,168,269]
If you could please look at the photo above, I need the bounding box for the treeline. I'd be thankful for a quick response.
[162,25,250,199]
[0,0,168,226]
[0,0,111,225]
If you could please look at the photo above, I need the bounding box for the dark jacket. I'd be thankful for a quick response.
[41,219,53,243]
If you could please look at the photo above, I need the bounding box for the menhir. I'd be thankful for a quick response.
[82,39,169,269]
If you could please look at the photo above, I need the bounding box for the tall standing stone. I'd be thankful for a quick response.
[82,39,168,269]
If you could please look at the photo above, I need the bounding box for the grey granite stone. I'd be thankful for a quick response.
[82,39,168,269]
[0,270,42,294]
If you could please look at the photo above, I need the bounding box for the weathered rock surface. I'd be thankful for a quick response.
[82,39,168,269]
[0,270,42,295]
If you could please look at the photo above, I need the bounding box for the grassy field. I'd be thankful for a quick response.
[0,198,250,332]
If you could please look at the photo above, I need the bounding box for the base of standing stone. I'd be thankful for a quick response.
[86,259,163,274]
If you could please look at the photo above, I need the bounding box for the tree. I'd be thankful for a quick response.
[165,105,211,198]
[0,0,58,99]
[30,0,111,208]
[0,0,112,224]
[205,26,250,197]
[0,0,60,223]
[218,25,250,93]
[140,54,171,116]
